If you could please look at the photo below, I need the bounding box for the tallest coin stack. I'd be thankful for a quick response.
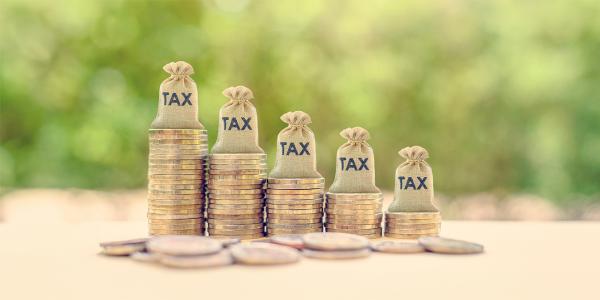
[147,61,208,236]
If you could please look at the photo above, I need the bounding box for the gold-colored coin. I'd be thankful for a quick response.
[209,153,267,160]
[208,189,263,195]
[326,198,383,205]
[209,159,265,165]
[148,184,203,190]
[267,228,322,235]
[148,169,204,175]
[150,139,207,145]
[99,238,148,256]
[208,228,264,235]
[148,158,207,164]
[266,199,323,206]
[267,223,322,229]
[149,145,209,151]
[208,233,264,240]
[209,224,264,230]
[267,183,325,190]
[210,164,267,170]
[267,212,322,219]
[149,204,203,210]
[325,208,381,215]
[417,237,484,254]
[147,213,203,220]
[327,228,382,235]
[207,212,263,219]
[149,223,203,230]
[208,194,264,200]
[208,174,266,180]
[148,174,206,180]
[267,189,322,195]
[267,218,322,224]
[326,220,381,227]
[326,203,383,210]
[384,222,440,230]
[209,199,263,205]
[148,189,203,195]
[209,204,263,210]
[206,179,265,185]
[326,224,381,230]
[208,169,267,175]
[302,232,369,251]
[386,218,441,225]
[208,208,263,215]
[148,133,206,139]
[266,194,323,200]
[147,179,204,185]
[148,208,201,215]
[148,218,204,225]
[385,233,438,239]
[326,193,383,200]
[302,248,371,259]
[149,129,207,135]
[385,227,440,235]
[208,219,263,225]
[148,199,204,206]
[267,209,322,215]
[149,229,204,235]
[385,212,441,220]
[207,184,263,190]
[148,164,206,170]
[149,154,208,160]
[267,178,325,184]
[267,204,323,210]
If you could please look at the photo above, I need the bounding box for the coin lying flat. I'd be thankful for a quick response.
[230,243,300,265]
[160,250,234,268]
[130,251,161,262]
[302,232,369,251]
[99,238,148,256]
[267,178,324,184]
[270,235,305,249]
[370,240,425,253]
[147,236,222,256]
[266,194,323,200]
[267,183,325,190]
[211,237,241,247]
[385,233,438,239]
[302,248,371,260]
[385,212,441,220]
[326,193,382,200]
[418,237,484,254]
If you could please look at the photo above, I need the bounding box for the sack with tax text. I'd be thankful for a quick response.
[150,61,203,129]
[388,146,439,212]
[328,127,380,193]
[269,111,322,179]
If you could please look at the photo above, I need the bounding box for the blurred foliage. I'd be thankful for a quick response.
[1,0,599,203]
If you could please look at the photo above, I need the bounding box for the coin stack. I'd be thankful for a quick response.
[147,129,209,236]
[324,192,383,239]
[206,153,267,239]
[265,178,325,236]
[384,211,441,239]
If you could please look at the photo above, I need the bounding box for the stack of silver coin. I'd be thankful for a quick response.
[265,178,325,236]
[324,192,383,239]
[206,153,267,239]
[147,129,209,236]
[384,211,441,239]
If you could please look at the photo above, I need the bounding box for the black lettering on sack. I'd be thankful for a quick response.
[162,92,193,106]
[280,142,311,156]
[222,117,253,131]
[340,157,369,171]
[398,176,428,190]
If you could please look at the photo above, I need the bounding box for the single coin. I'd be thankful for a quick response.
[209,189,263,195]
[268,223,322,229]
[268,189,323,195]
[325,208,381,215]
[149,230,203,236]
[148,208,201,215]
[386,218,442,225]
[149,133,206,140]
[418,237,484,254]
[326,213,383,220]
[148,180,204,185]
[268,218,322,224]
[210,223,264,230]
[302,248,371,260]
[149,129,207,135]
[207,213,263,219]
[209,233,265,240]
[147,236,221,256]
[268,183,325,190]
[148,169,204,175]
[208,219,262,225]
[149,146,209,152]
[130,251,161,262]
[148,174,206,180]
[147,213,203,220]
[326,200,383,206]
[207,179,265,185]
[148,199,204,206]
[370,241,425,254]
[150,139,207,145]
[326,193,383,200]
[326,203,383,210]
[148,218,204,225]
[384,233,438,239]
[266,194,323,200]
[148,154,207,160]
[160,250,233,268]
[149,223,203,229]
[385,227,441,235]
[209,159,265,165]
[148,164,206,170]
[208,229,264,236]
[149,204,203,210]
[385,212,441,220]
[209,174,266,180]
[208,208,262,215]
[267,209,322,215]
[326,217,381,223]
[207,184,263,190]
[230,243,300,265]
[209,203,263,209]
[267,178,324,184]
[149,158,206,164]
[148,187,204,194]
[267,212,322,219]
[325,224,380,230]
[211,237,241,247]
[302,232,369,251]
[210,164,267,170]
[270,234,305,249]
[267,227,321,234]
[209,153,267,160]
[99,238,148,256]
[267,204,323,210]
[209,200,263,206]
[267,200,323,206]
[208,194,264,200]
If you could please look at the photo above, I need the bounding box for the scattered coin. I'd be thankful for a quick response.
[302,232,369,251]
[230,243,300,265]
[270,235,305,249]
[418,237,484,254]
[99,238,148,256]
[370,240,426,254]
[302,248,371,260]
[147,236,222,256]
[160,250,234,268]
[211,237,241,247]
[130,251,161,262]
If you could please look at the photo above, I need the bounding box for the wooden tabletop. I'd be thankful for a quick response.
[1,221,598,300]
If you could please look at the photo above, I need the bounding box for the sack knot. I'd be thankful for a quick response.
[340,127,370,143]
[163,61,194,76]
[399,146,429,161]
[281,111,311,128]
[223,86,254,103]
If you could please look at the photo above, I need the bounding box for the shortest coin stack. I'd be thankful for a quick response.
[206,153,267,240]
[266,178,325,236]
[147,129,208,236]
[325,192,383,239]
[384,211,441,239]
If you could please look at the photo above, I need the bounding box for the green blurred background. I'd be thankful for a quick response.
[1,0,599,208]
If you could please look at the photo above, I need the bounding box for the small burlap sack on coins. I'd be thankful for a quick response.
[328,127,380,193]
[211,86,264,154]
[269,111,322,178]
[388,146,439,212]
[150,61,204,129]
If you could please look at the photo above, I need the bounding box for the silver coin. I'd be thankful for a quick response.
[418,236,484,254]
[159,250,234,268]
[147,235,222,256]
[370,240,426,253]
[270,234,305,249]
[99,238,148,256]
[302,248,371,260]
[302,232,369,251]
[130,251,161,262]
[230,243,300,265]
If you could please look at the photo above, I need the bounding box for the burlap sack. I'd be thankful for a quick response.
[150,61,204,129]
[269,111,322,178]
[388,146,439,212]
[211,86,264,154]
[328,127,380,193]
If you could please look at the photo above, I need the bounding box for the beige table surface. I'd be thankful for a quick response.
[1,221,598,300]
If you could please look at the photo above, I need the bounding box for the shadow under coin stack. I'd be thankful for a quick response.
[384,212,441,239]
[206,153,267,239]
[147,129,209,236]
[325,192,383,238]
[266,178,325,236]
